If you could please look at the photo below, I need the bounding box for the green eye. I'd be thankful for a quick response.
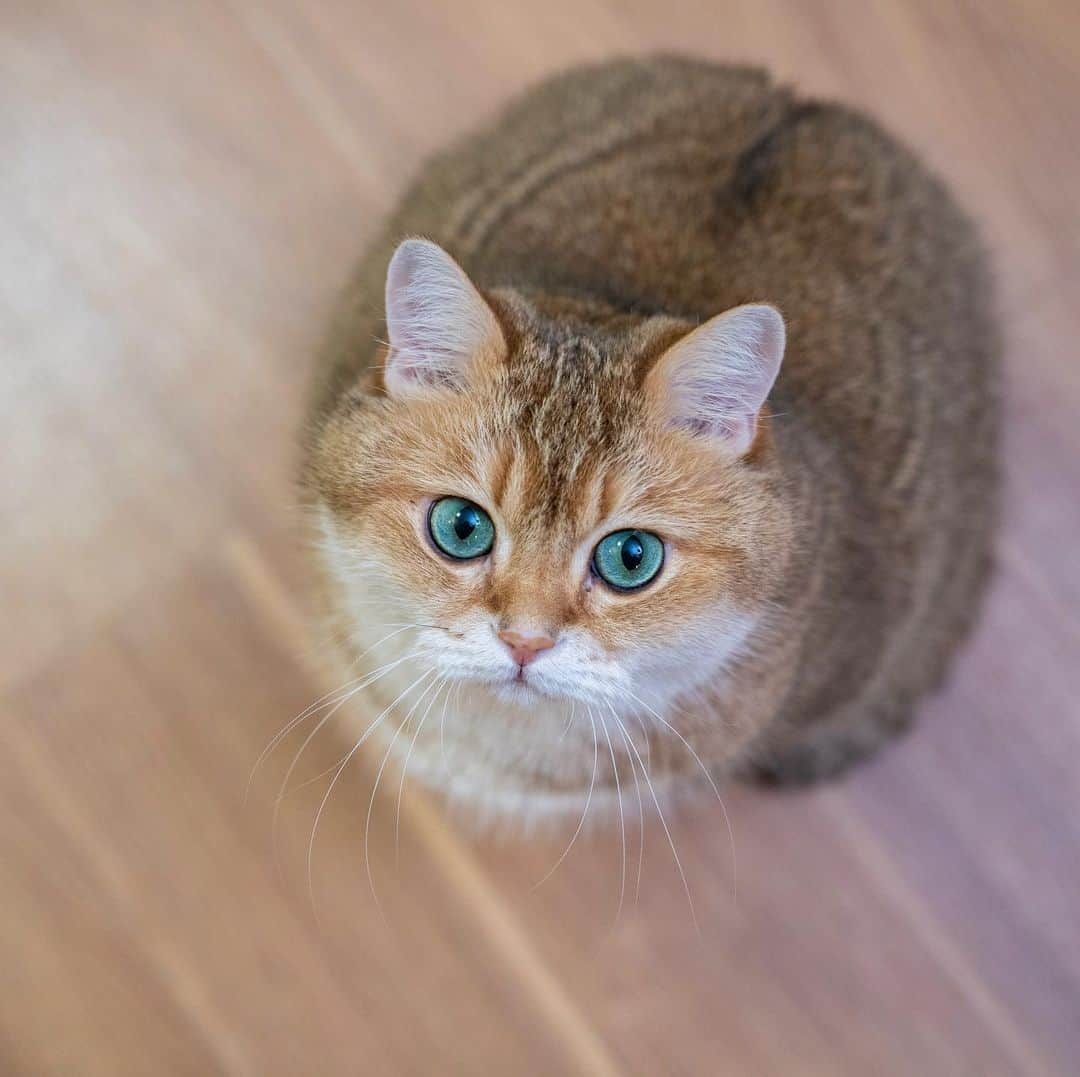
[592,530,665,591]
[428,496,495,560]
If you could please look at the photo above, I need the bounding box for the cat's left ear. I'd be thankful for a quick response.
[383,238,506,397]
[646,304,785,457]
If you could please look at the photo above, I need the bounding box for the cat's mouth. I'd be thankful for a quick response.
[491,669,547,705]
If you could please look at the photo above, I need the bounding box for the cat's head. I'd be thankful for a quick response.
[309,239,791,808]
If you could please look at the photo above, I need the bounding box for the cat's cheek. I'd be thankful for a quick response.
[578,571,620,627]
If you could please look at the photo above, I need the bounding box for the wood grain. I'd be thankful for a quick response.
[2,2,1078,1073]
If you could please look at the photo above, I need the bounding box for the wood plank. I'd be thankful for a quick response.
[2,0,1077,1072]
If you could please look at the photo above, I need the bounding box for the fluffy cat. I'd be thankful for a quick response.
[302,56,998,818]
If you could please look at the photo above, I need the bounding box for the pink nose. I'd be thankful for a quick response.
[497,629,556,667]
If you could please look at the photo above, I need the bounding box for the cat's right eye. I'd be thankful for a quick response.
[427,496,495,560]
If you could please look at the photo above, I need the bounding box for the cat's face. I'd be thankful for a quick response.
[309,240,789,809]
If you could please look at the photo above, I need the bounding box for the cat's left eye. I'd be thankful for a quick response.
[427,496,495,560]
[592,529,665,591]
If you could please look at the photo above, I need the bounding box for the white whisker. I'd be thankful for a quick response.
[363,667,441,921]
[533,705,598,890]
[395,675,450,867]
[597,709,626,924]
[623,686,737,905]
[307,666,438,923]
[607,701,699,935]
[610,712,646,904]
[557,698,577,742]
[271,649,422,873]
[246,624,424,802]
[440,677,462,756]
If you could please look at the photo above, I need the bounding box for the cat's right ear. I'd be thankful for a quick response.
[383,238,506,397]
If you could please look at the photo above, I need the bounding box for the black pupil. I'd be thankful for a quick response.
[621,534,644,572]
[454,505,479,541]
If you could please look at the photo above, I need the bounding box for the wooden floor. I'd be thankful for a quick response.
[3,2,1079,1073]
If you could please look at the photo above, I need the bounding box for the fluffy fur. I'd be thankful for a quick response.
[301,56,999,818]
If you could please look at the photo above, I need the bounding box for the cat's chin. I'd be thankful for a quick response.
[487,676,549,707]
[401,751,682,834]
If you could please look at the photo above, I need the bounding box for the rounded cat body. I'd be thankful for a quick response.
[303,57,999,817]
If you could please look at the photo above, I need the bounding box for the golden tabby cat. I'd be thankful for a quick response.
[302,57,998,818]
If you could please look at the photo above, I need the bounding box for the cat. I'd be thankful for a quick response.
[301,56,999,819]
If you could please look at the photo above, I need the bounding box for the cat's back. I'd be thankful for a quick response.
[314,57,776,414]
[320,56,994,423]
[421,55,994,415]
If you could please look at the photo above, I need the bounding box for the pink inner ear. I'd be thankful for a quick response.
[383,238,503,396]
[658,303,785,453]
[384,287,428,382]
[676,410,752,442]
